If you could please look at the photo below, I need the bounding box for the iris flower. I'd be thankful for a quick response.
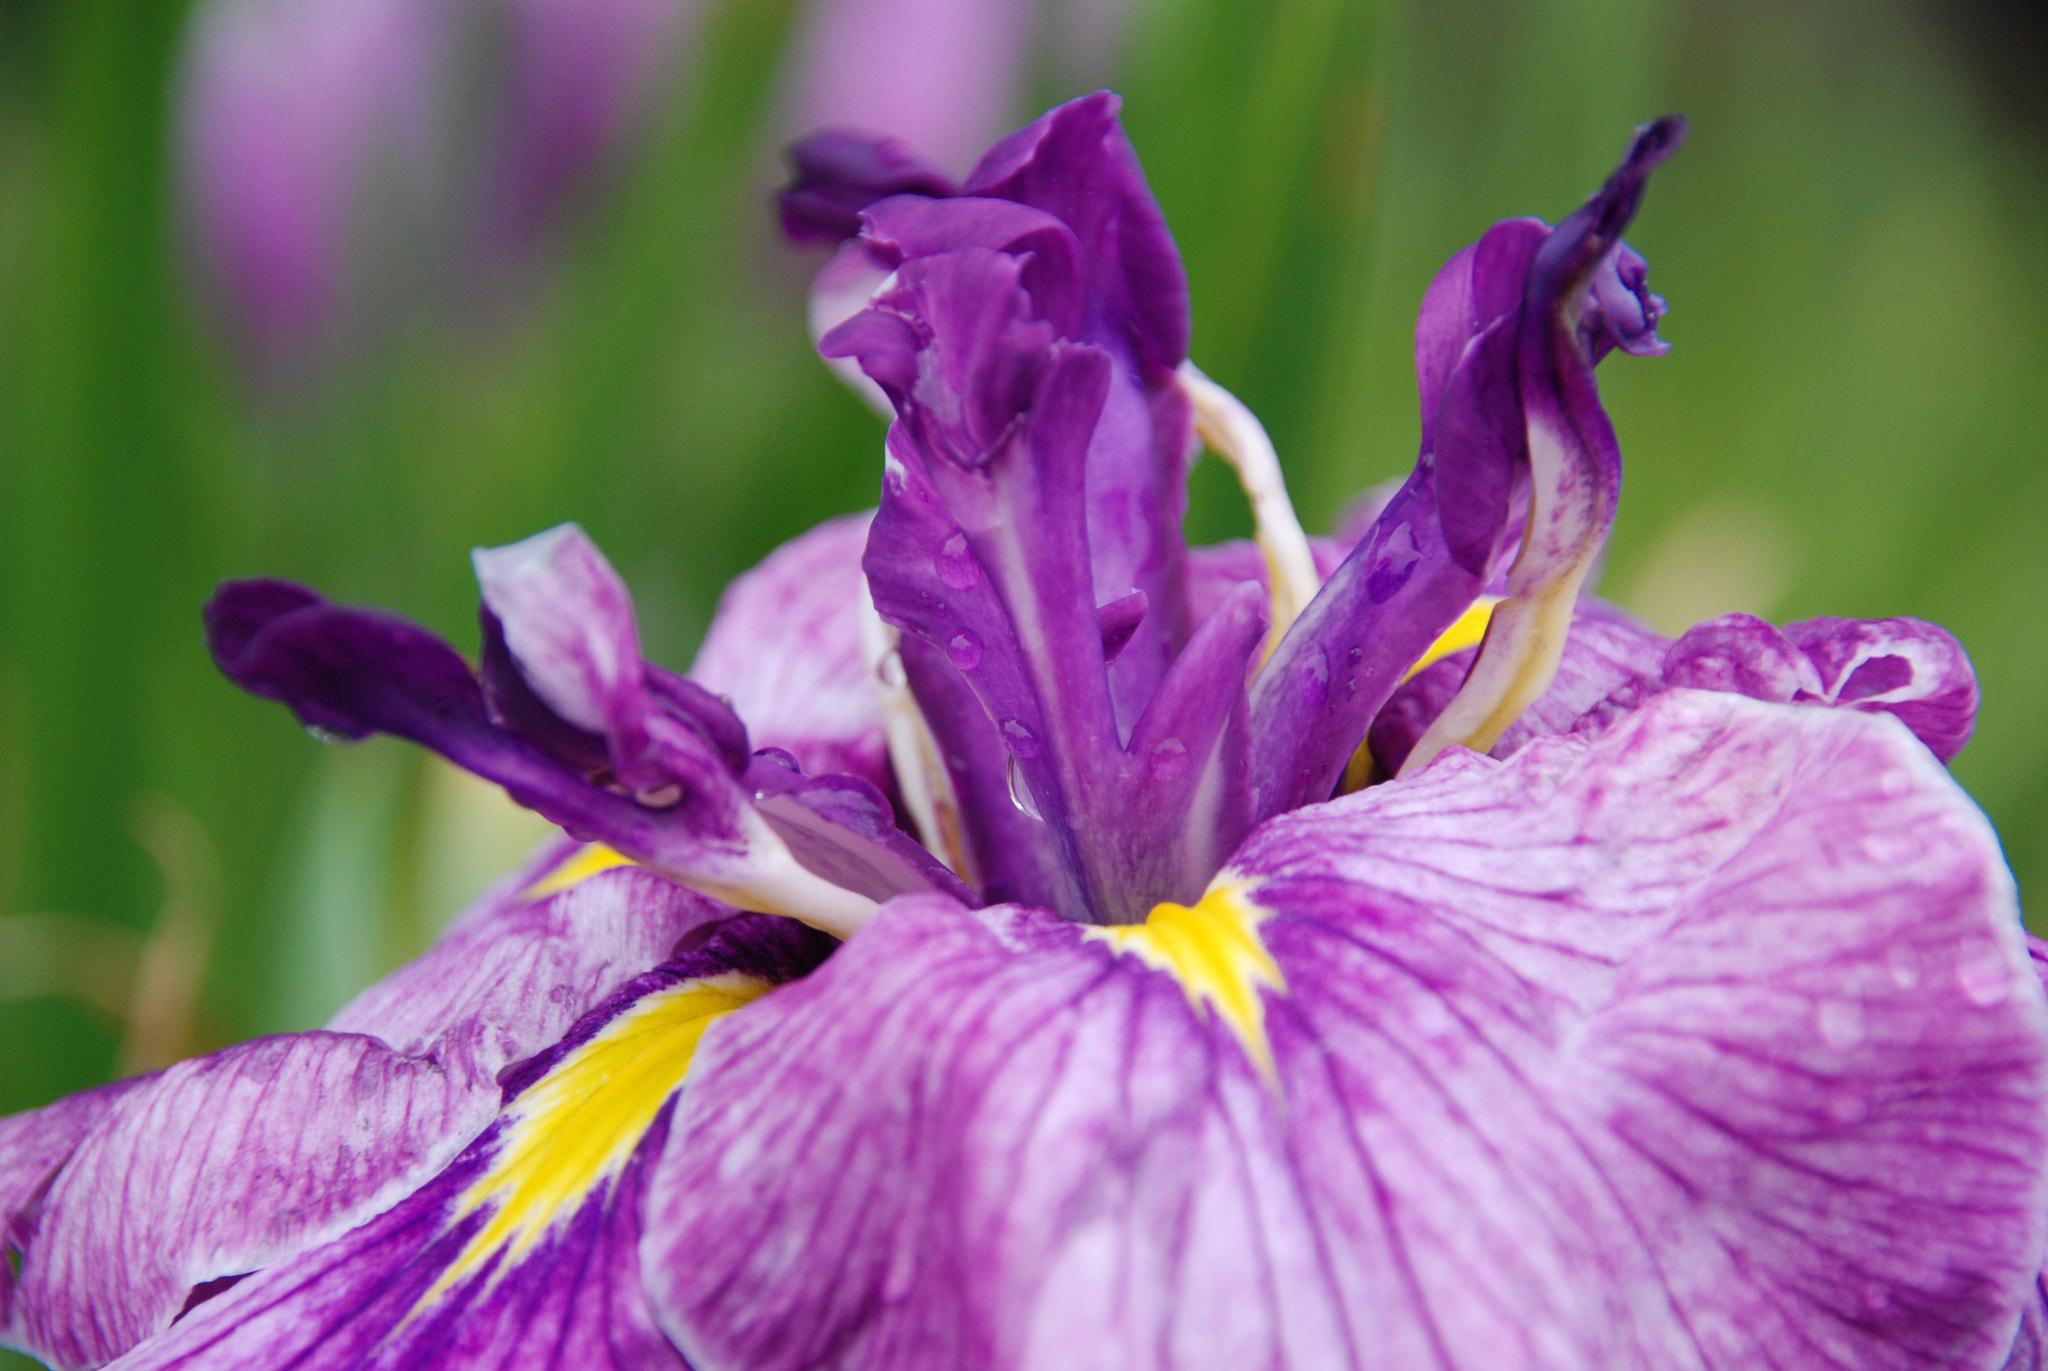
[7,93,2046,1370]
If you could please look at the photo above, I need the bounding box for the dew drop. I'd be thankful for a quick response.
[1149,737,1189,782]
[1001,718,1040,758]
[1006,754,1044,821]
[1815,998,1865,1051]
[876,649,908,690]
[936,532,981,590]
[1294,645,1330,708]
[946,630,984,671]
[304,724,356,746]
[1957,941,2015,1007]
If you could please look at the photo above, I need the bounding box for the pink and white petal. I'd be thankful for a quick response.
[644,690,2048,1370]
[690,511,888,788]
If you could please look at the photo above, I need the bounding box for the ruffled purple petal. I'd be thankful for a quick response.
[690,511,890,791]
[1653,613,1978,762]
[1785,615,1979,762]
[107,914,828,1371]
[644,691,2048,1369]
[745,752,975,905]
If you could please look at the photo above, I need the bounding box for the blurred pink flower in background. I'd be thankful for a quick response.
[177,0,701,377]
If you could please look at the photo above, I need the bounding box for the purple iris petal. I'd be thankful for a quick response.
[1,861,719,1369]
[105,914,828,1371]
[1249,120,1683,815]
[689,511,891,791]
[645,691,2048,1368]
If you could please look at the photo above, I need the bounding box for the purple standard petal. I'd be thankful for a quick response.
[205,577,882,936]
[691,511,892,791]
[645,690,2048,1369]
[112,914,830,1371]
[0,860,716,1369]
[843,253,1260,922]
[1250,119,1684,814]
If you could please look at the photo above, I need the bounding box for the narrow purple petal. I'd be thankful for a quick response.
[744,756,975,905]
[109,915,826,1371]
[690,511,890,791]
[205,579,882,936]
[645,690,2048,1369]
[1251,121,1683,812]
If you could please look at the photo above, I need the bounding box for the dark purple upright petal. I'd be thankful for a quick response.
[1250,119,1683,814]
[644,691,2048,1370]
[107,915,828,1371]
[204,578,882,935]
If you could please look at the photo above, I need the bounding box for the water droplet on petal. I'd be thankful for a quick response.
[946,630,983,671]
[1149,737,1189,781]
[876,649,908,690]
[1006,754,1043,821]
[1815,998,1865,1050]
[305,724,355,745]
[1294,645,1330,708]
[1957,941,2015,1007]
[936,532,981,590]
[1001,718,1040,758]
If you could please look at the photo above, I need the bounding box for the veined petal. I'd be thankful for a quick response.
[0,862,717,1370]
[107,915,829,1371]
[644,691,2048,1370]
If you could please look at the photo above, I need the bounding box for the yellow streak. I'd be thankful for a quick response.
[1089,880,1285,1079]
[1337,596,1502,795]
[415,974,767,1309]
[523,843,637,900]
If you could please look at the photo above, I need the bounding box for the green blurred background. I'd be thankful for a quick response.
[2,0,2045,1243]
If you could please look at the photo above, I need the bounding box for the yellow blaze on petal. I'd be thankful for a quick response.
[416,973,768,1309]
[1088,880,1285,1079]
[523,843,637,900]
[1338,596,1503,794]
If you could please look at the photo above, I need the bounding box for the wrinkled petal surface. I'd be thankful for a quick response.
[0,862,715,1369]
[645,691,2048,1370]
[110,914,830,1371]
